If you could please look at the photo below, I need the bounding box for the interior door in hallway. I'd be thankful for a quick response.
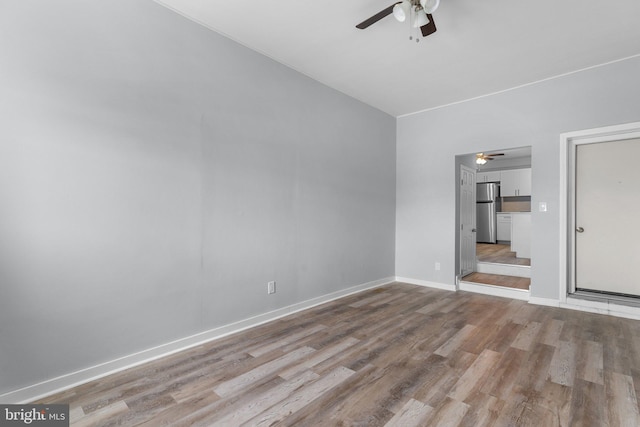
[575,137,640,296]
[460,165,476,277]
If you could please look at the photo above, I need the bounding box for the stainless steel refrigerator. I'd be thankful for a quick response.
[476,182,499,243]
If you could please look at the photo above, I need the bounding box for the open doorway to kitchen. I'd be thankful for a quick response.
[455,147,532,299]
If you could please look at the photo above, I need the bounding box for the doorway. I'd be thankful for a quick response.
[456,147,532,297]
[563,124,640,301]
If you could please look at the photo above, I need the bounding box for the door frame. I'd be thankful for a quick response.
[559,121,640,302]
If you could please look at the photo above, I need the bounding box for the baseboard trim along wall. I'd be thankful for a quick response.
[395,277,457,292]
[560,297,640,321]
[529,294,640,321]
[1,276,395,404]
[527,296,560,307]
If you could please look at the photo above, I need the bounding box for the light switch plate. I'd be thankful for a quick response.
[539,202,547,212]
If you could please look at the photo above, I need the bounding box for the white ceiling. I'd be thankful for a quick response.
[155,0,640,117]
[484,147,531,160]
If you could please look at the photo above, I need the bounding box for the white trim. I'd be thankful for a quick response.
[559,121,640,303]
[530,294,640,320]
[528,296,560,307]
[458,281,529,301]
[395,277,457,292]
[399,54,640,118]
[560,297,640,321]
[559,129,569,303]
[0,276,395,404]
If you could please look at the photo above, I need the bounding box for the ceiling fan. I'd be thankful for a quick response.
[356,0,440,41]
[476,153,505,165]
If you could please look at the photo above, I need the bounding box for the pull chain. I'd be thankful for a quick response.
[408,5,420,43]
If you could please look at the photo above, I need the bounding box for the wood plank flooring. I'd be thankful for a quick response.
[462,273,530,291]
[477,244,531,266]
[37,283,640,426]
[472,244,531,290]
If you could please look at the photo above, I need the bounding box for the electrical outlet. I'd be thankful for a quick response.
[435,262,441,271]
[267,281,276,294]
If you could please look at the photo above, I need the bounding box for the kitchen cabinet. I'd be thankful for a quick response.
[500,168,531,197]
[511,213,531,258]
[497,213,512,242]
[477,171,501,183]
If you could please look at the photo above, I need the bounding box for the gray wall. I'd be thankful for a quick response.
[0,1,396,394]
[396,55,640,300]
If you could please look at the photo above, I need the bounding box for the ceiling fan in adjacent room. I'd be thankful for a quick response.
[476,152,505,165]
[356,0,440,42]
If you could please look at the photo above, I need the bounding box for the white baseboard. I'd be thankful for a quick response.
[560,297,640,320]
[530,295,640,320]
[395,277,456,292]
[0,276,395,404]
[458,281,529,301]
[528,296,560,307]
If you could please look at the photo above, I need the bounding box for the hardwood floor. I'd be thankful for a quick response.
[461,272,530,291]
[476,244,530,266]
[471,244,531,290]
[37,283,640,426]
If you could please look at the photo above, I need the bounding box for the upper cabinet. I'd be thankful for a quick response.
[477,171,501,183]
[500,168,531,197]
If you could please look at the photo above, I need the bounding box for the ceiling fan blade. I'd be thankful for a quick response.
[487,153,505,157]
[356,3,399,29]
[420,14,437,37]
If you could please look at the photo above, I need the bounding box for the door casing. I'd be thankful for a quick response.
[560,121,640,301]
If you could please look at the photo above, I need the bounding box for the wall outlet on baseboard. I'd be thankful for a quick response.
[435,262,441,271]
[267,281,276,294]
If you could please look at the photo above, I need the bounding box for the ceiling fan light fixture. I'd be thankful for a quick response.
[476,157,488,165]
[413,7,428,28]
[420,0,440,14]
[393,0,411,22]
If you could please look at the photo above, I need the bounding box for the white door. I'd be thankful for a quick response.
[460,165,476,277]
[575,137,640,295]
